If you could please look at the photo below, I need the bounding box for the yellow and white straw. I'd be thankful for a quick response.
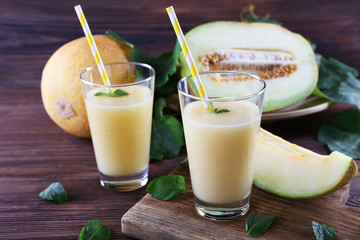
[166,6,208,102]
[74,5,112,91]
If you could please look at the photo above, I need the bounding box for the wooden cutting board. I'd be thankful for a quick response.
[122,160,360,239]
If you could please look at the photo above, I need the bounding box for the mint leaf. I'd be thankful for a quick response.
[213,108,230,114]
[39,182,68,203]
[179,161,189,168]
[317,57,360,109]
[94,89,128,97]
[112,89,129,97]
[150,98,185,160]
[312,221,338,240]
[78,219,111,240]
[318,108,360,158]
[246,213,275,237]
[146,175,186,201]
[94,92,109,97]
[208,102,230,114]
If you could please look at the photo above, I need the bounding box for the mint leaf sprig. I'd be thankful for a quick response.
[312,221,338,240]
[146,175,186,201]
[209,102,230,114]
[78,220,111,240]
[39,182,68,203]
[212,108,230,114]
[246,213,275,237]
[94,89,129,97]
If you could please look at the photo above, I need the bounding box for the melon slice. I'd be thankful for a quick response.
[179,21,318,112]
[254,128,358,198]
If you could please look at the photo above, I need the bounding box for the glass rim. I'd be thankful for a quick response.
[177,70,266,102]
[80,62,155,88]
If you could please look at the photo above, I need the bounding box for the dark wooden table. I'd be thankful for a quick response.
[1,0,359,239]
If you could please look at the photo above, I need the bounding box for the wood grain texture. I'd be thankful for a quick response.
[122,162,360,240]
[0,0,360,239]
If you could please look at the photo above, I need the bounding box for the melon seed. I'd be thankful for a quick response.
[200,49,297,80]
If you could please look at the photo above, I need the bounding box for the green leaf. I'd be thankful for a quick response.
[179,161,189,168]
[94,89,129,97]
[150,98,185,160]
[245,213,275,237]
[309,40,317,51]
[317,108,360,158]
[213,108,230,114]
[312,86,331,100]
[39,182,68,203]
[94,92,108,97]
[246,15,281,25]
[78,219,111,240]
[317,57,360,109]
[315,53,323,67]
[208,102,230,114]
[112,89,129,97]
[105,29,133,48]
[131,43,181,93]
[146,175,186,201]
[312,221,338,240]
[155,67,181,97]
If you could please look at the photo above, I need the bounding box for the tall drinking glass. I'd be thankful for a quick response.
[80,62,155,192]
[178,71,265,220]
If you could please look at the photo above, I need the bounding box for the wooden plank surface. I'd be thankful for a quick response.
[1,0,360,239]
[122,161,360,240]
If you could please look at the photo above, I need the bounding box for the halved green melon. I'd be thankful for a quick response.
[179,21,318,112]
[254,128,358,198]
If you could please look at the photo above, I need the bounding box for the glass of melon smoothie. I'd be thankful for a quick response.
[80,62,154,192]
[178,71,265,220]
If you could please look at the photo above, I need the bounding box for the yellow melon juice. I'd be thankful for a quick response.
[80,63,154,191]
[178,71,265,220]
[183,101,260,204]
[85,86,152,177]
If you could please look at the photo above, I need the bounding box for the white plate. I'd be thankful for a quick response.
[262,96,334,121]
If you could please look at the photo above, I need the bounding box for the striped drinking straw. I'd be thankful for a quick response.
[166,6,209,107]
[74,5,112,93]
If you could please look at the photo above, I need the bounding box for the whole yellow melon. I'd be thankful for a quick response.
[41,35,131,137]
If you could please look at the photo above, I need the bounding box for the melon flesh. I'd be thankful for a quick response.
[254,128,358,198]
[179,21,318,112]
